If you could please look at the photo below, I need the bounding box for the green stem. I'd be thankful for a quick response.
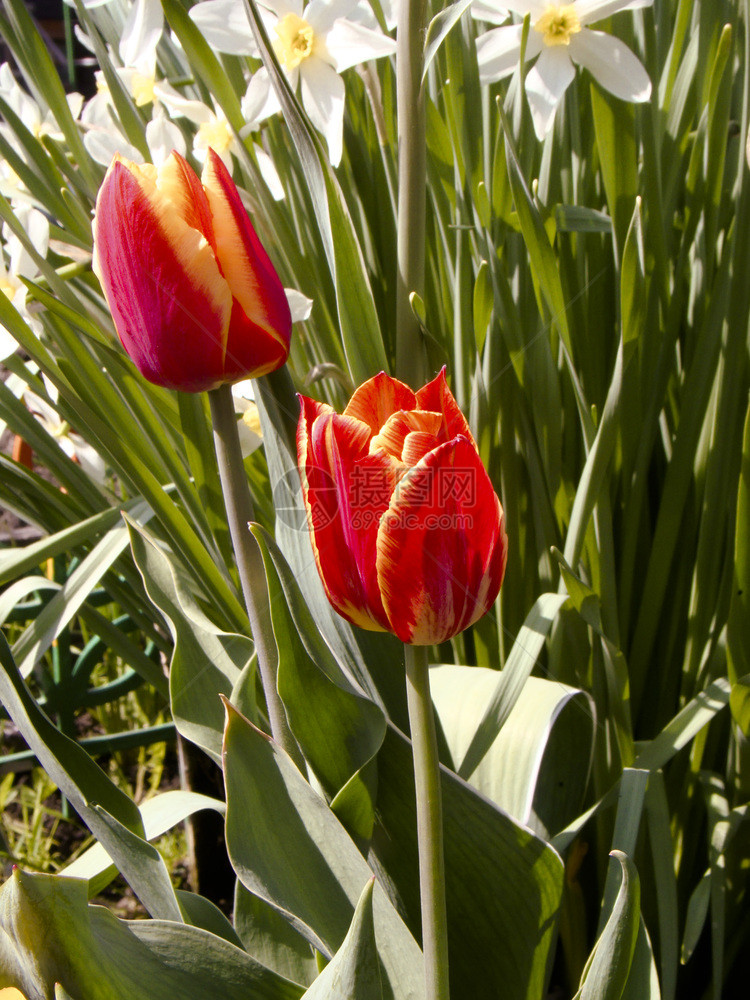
[395,0,428,384]
[405,642,450,1000]
[208,384,303,767]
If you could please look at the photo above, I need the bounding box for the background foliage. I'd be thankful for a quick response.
[0,0,749,998]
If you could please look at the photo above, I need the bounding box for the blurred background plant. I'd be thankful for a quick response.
[0,0,748,998]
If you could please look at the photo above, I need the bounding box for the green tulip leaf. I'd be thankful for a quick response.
[301,879,382,1000]
[433,669,594,839]
[234,882,318,987]
[222,700,425,1000]
[0,869,302,1000]
[250,525,386,802]
[575,852,641,1000]
[128,519,254,762]
[452,592,569,779]
[372,726,564,1000]
[62,790,225,899]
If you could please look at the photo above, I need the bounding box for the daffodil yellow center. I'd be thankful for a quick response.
[131,72,156,107]
[0,276,17,300]
[197,118,233,154]
[534,4,581,46]
[274,13,316,70]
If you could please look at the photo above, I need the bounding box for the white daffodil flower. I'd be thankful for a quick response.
[191,0,397,166]
[81,65,186,167]
[475,0,653,138]
[0,62,83,145]
[0,206,49,360]
[152,81,286,198]
[8,368,108,482]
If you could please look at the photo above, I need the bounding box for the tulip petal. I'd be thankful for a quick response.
[376,437,507,644]
[93,158,232,391]
[415,368,476,446]
[299,401,392,630]
[343,372,417,433]
[369,409,442,461]
[201,149,292,372]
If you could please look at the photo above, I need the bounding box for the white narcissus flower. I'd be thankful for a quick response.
[475,0,653,138]
[7,368,108,482]
[0,206,49,360]
[191,0,397,166]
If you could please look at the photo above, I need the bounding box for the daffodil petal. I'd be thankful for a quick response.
[242,68,283,126]
[120,0,162,67]
[305,0,359,33]
[189,0,259,54]
[525,45,575,137]
[300,57,346,166]
[569,28,651,101]
[322,19,397,72]
[576,0,653,25]
[470,1,510,26]
[476,23,543,84]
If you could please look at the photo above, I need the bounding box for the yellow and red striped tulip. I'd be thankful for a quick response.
[93,149,291,392]
[298,370,508,645]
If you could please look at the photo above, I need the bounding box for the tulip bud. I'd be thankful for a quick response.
[93,149,291,392]
[298,369,508,645]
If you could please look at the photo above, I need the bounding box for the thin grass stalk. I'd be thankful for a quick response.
[395,0,428,384]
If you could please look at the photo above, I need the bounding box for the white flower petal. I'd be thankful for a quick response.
[569,28,651,101]
[152,81,213,123]
[241,68,284,125]
[347,0,397,31]
[256,147,285,200]
[503,0,547,17]
[83,128,144,167]
[189,0,259,55]
[285,287,313,321]
[305,0,359,33]
[0,327,18,362]
[476,23,542,84]
[323,19,397,72]
[576,0,653,25]
[260,0,303,19]
[524,45,575,138]
[300,57,345,165]
[232,379,255,403]
[470,1,510,26]
[120,0,163,68]
[146,116,186,163]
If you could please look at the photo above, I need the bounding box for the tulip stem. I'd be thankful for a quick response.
[208,384,303,768]
[405,642,450,1000]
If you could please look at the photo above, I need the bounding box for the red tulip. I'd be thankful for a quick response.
[297,370,508,645]
[93,149,291,392]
